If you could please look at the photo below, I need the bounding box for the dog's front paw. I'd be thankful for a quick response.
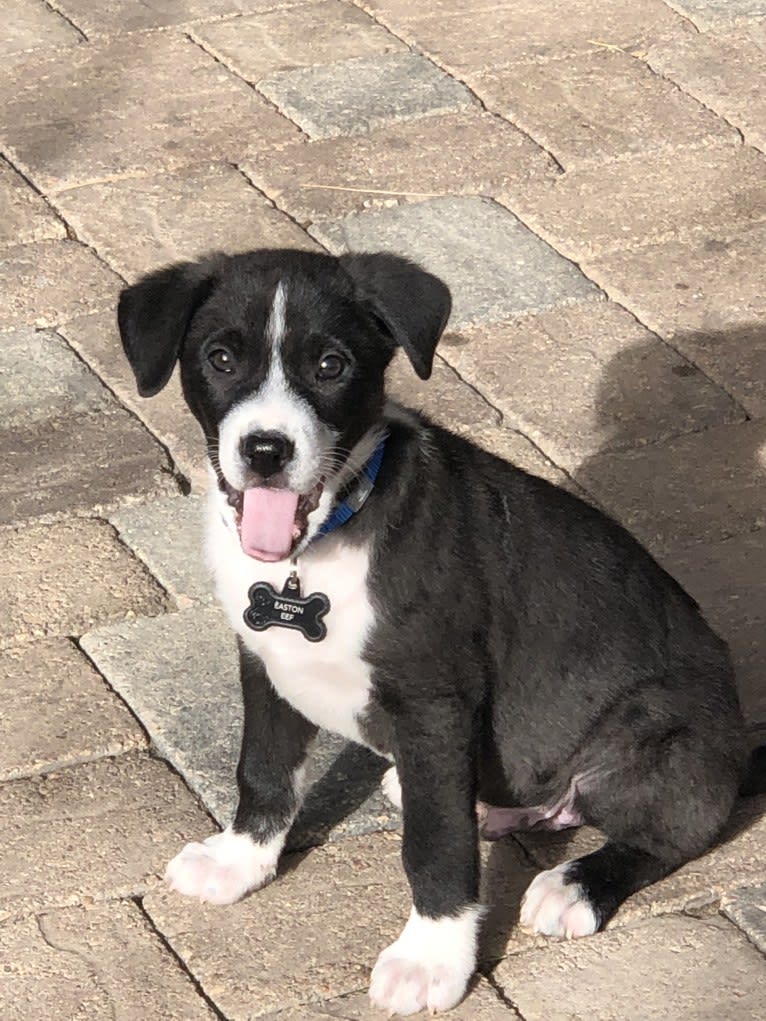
[369,907,479,1016]
[164,828,281,905]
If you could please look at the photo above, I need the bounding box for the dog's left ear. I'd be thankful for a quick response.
[340,253,451,380]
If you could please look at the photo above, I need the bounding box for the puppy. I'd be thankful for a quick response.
[119,249,754,1016]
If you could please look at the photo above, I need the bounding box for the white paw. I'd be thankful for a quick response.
[369,907,479,1016]
[164,828,282,905]
[520,863,598,939]
[381,766,402,810]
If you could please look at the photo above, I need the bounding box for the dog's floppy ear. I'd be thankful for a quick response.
[117,259,218,397]
[340,253,451,380]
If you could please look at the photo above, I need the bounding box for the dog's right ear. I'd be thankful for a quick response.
[117,260,217,397]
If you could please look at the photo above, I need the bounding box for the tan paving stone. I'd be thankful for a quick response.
[59,311,208,490]
[0,752,211,922]
[55,164,317,282]
[0,158,65,247]
[514,794,766,929]
[195,0,403,82]
[144,832,537,1018]
[649,27,766,155]
[500,142,766,259]
[245,111,559,224]
[584,222,766,418]
[575,419,766,553]
[0,639,146,782]
[665,0,766,32]
[0,240,122,329]
[441,302,742,471]
[0,34,299,193]
[469,49,737,170]
[494,913,766,1021]
[362,0,687,74]
[54,0,309,36]
[2,0,82,56]
[0,900,217,1021]
[0,517,168,645]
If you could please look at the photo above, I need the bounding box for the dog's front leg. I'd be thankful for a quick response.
[370,702,481,1016]
[165,642,317,905]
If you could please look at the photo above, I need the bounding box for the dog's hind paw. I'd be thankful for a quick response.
[369,907,479,1016]
[520,863,599,939]
[381,766,402,810]
[164,828,281,905]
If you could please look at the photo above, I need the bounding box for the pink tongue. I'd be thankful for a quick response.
[240,488,300,561]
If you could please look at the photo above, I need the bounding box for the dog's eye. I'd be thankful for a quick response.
[317,352,346,381]
[208,348,235,373]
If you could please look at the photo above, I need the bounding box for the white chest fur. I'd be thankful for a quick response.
[206,495,376,744]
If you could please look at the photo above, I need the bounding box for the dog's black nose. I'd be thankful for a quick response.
[241,431,295,479]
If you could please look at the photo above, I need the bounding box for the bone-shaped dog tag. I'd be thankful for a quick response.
[243,573,330,642]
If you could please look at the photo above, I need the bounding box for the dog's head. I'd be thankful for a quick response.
[118,249,451,562]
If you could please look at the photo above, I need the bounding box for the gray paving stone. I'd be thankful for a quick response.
[0,638,146,781]
[0,159,65,246]
[1,518,168,646]
[494,914,766,1021]
[665,0,766,30]
[82,607,398,844]
[0,241,122,329]
[0,901,217,1021]
[2,0,82,56]
[195,0,404,82]
[649,27,766,155]
[59,312,208,491]
[245,110,559,224]
[722,883,766,955]
[576,420,766,554]
[258,52,472,140]
[54,0,309,36]
[440,301,743,471]
[362,0,687,74]
[470,49,737,170]
[0,34,299,192]
[55,164,318,283]
[499,142,766,259]
[313,196,602,329]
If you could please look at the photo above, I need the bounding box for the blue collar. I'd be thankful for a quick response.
[317,437,387,538]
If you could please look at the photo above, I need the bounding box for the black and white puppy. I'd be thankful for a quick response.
[119,249,753,1016]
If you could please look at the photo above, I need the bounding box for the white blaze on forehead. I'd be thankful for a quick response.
[217,279,333,492]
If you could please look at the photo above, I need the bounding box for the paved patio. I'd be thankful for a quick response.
[2,1,766,1018]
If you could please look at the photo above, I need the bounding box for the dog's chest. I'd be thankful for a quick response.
[208,511,376,743]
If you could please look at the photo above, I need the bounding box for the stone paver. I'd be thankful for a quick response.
[0,241,122,329]
[0,328,174,524]
[649,27,766,154]
[313,196,602,329]
[0,900,217,1021]
[722,883,766,955]
[469,49,737,170]
[363,0,688,74]
[665,0,766,30]
[195,1,404,81]
[500,142,766,259]
[245,110,559,224]
[3,0,82,56]
[1,518,168,646]
[0,639,146,782]
[0,752,210,921]
[60,312,207,489]
[81,606,398,842]
[0,34,299,192]
[576,419,766,553]
[53,0,310,36]
[55,164,319,282]
[494,914,766,1021]
[259,52,473,140]
[0,158,65,246]
[440,300,743,471]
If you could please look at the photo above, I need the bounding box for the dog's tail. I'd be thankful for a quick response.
[739,745,766,797]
